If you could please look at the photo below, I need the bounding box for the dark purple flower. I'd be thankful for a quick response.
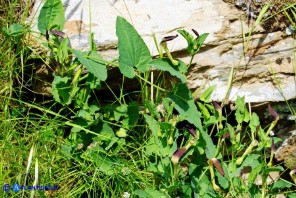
[239,168,245,178]
[172,148,187,164]
[50,30,66,38]
[183,124,197,138]
[161,35,178,43]
[213,101,221,110]
[290,168,296,175]
[268,104,279,121]
[45,30,49,40]
[223,132,230,139]
[192,29,199,38]
[211,158,225,177]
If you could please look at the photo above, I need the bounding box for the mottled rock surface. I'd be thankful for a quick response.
[275,130,296,169]
[29,0,296,102]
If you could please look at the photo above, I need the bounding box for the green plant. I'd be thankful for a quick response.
[1,0,296,197]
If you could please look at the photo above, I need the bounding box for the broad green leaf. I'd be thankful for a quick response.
[177,29,195,55]
[160,123,175,156]
[145,137,159,156]
[203,116,218,128]
[122,102,139,129]
[162,98,175,119]
[271,180,292,190]
[144,116,176,157]
[178,29,209,55]
[126,102,139,126]
[180,185,192,198]
[249,112,260,133]
[197,102,210,121]
[114,102,139,129]
[235,96,246,110]
[167,83,202,130]
[217,171,229,189]
[52,74,71,105]
[147,162,158,172]
[288,194,296,198]
[70,118,88,133]
[148,58,187,83]
[226,123,236,145]
[2,23,25,37]
[77,109,93,121]
[248,164,263,184]
[200,129,216,159]
[133,189,169,198]
[116,16,151,78]
[74,84,91,109]
[195,33,209,51]
[192,173,215,197]
[144,114,160,142]
[241,154,260,168]
[157,156,171,173]
[235,96,249,126]
[257,127,271,150]
[114,104,128,121]
[92,123,120,151]
[86,73,101,90]
[57,38,69,63]
[172,82,192,100]
[200,85,216,102]
[234,154,260,177]
[144,100,160,119]
[178,29,194,43]
[73,50,107,81]
[89,104,100,115]
[38,0,65,35]
[116,128,127,137]
[262,166,284,174]
[166,83,216,158]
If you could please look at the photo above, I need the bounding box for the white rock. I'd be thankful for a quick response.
[29,0,296,102]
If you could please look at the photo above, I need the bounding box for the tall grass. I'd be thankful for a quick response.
[0,1,67,197]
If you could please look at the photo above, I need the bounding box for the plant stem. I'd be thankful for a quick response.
[136,74,166,92]
[187,55,195,70]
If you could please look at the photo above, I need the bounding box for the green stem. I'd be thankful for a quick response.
[208,160,221,191]
[160,42,178,66]
[265,119,278,136]
[152,33,162,58]
[136,74,166,92]
[187,55,195,70]
[261,174,267,198]
[236,140,258,165]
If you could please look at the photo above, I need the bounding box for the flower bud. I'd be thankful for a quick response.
[192,29,199,38]
[290,168,296,184]
[211,158,225,177]
[171,148,186,165]
[183,124,197,138]
[161,35,178,42]
[268,104,279,121]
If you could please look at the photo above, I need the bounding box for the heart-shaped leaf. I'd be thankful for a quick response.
[116,16,151,78]
[38,0,65,35]
[73,50,107,81]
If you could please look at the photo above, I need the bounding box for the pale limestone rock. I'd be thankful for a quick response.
[29,0,296,102]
